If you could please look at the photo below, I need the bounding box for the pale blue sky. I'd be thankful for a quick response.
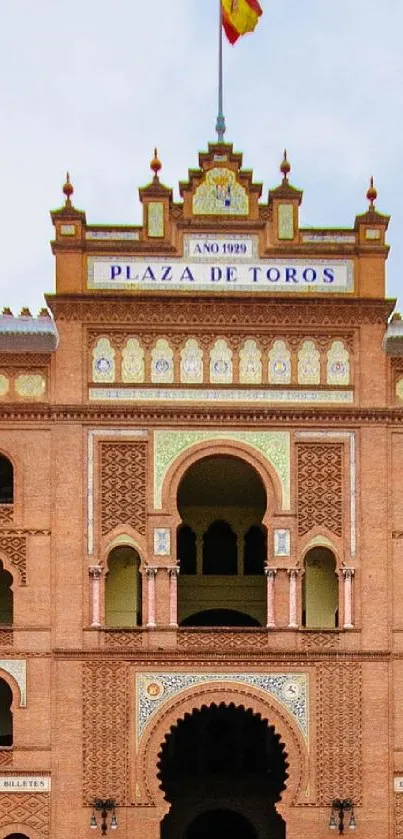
[0,0,402,311]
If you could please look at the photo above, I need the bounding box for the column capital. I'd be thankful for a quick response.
[146,567,158,578]
[265,567,277,579]
[288,568,299,579]
[89,565,102,579]
[169,566,180,578]
[342,568,355,580]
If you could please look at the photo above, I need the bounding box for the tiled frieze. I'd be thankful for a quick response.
[87,332,352,390]
[136,672,308,741]
[0,370,47,400]
[153,429,290,509]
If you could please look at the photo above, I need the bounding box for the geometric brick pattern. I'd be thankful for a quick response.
[316,662,362,805]
[82,661,129,804]
[395,794,403,839]
[0,505,13,525]
[100,442,147,536]
[0,533,27,584]
[297,443,344,537]
[0,792,50,837]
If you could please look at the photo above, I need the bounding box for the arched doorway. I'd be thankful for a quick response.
[186,809,257,839]
[159,703,287,839]
[177,455,268,626]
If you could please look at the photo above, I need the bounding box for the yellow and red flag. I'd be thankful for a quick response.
[222,0,263,45]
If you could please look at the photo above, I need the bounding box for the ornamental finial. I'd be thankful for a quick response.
[367,176,377,209]
[63,171,74,206]
[150,148,162,182]
[280,149,291,182]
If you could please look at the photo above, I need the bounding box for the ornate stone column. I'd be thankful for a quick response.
[146,568,157,628]
[89,565,102,628]
[343,568,355,629]
[288,569,299,629]
[265,568,277,628]
[169,567,179,627]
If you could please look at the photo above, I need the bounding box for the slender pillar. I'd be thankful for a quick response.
[343,568,355,629]
[265,568,277,628]
[89,565,102,627]
[146,568,157,628]
[288,569,299,628]
[169,567,179,627]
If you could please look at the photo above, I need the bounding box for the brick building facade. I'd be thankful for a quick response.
[0,142,402,838]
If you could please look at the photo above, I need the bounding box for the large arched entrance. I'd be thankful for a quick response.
[159,703,288,839]
[176,455,268,627]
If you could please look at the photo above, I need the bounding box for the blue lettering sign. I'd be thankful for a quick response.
[323,268,335,283]
[249,267,261,282]
[111,266,122,280]
[211,267,222,282]
[226,266,238,282]
[161,266,172,281]
[303,268,317,283]
[267,267,281,282]
[142,266,156,281]
[180,267,195,282]
[285,267,298,283]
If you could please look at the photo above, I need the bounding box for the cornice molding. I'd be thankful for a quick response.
[0,403,403,424]
[46,295,395,326]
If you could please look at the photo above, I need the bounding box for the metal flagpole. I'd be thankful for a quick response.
[216,0,226,141]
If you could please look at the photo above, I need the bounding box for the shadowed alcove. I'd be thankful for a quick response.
[159,703,287,839]
[176,455,268,626]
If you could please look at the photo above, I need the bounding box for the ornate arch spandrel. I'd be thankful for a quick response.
[134,682,310,810]
[156,433,290,516]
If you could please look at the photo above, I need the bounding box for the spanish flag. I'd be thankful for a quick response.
[222,0,263,45]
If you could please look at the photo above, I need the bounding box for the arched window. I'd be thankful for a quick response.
[0,678,13,747]
[177,524,197,575]
[302,547,338,629]
[0,456,13,504]
[5,835,31,839]
[243,525,267,575]
[105,546,142,627]
[203,520,237,575]
[0,561,13,624]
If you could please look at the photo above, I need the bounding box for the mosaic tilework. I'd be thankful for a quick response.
[15,375,46,398]
[193,168,249,216]
[239,340,262,384]
[148,202,164,238]
[180,339,203,384]
[153,430,290,510]
[136,672,308,741]
[0,659,26,706]
[89,387,353,406]
[92,338,115,383]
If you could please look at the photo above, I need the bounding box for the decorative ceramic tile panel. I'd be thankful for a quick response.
[153,528,171,557]
[15,375,46,398]
[274,529,291,557]
[298,341,320,385]
[89,387,353,406]
[136,672,308,740]
[148,202,164,238]
[0,659,26,706]
[0,375,9,397]
[180,339,203,384]
[193,168,249,215]
[153,430,290,510]
[122,338,145,383]
[268,341,291,384]
[86,230,140,240]
[151,339,174,384]
[210,339,233,384]
[396,378,403,401]
[239,340,262,384]
[92,337,115,383]
[327,341,350,386]
[278,204,294,240]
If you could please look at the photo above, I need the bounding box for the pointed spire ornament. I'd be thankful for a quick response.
[366,175,377,209]
[62,171,74,207]
[150,148,162,183]
[280,149,291,183]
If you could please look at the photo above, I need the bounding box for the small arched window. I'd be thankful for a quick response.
[0,456,13,504]
[105,545,142,627]
[302,546,338,629]
[177,524,197,575]
[203,520,237,575]
[5,834,31,839]
[0,677,13,747]
[0,561,13,624]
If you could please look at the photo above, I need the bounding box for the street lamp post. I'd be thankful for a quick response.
[90,799,118,835]
[329,799,356,834]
